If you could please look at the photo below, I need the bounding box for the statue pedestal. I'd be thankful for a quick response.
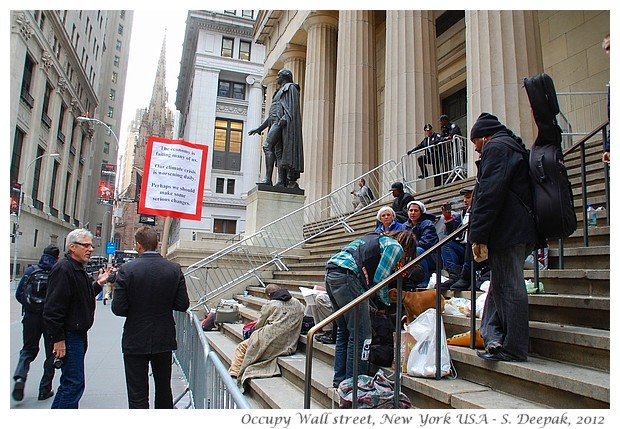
[245,185,306,244]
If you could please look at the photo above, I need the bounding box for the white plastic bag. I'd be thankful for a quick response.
[406,308,452,378]
[427,273,449,289]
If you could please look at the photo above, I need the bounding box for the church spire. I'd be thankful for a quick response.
[146,34,173,138]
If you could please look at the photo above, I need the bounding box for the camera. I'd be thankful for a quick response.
[53,357,64,369]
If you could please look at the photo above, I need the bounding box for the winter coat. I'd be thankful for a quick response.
[468,130,538,250]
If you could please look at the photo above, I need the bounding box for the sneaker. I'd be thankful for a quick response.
[12,378,25,401]
[38,390,54,400]
[315,332,336,344]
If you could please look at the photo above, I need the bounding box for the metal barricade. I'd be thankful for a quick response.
[400,136,467,190]
[173,310,251,409]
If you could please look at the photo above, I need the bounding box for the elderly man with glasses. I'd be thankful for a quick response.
[43,228,111,408]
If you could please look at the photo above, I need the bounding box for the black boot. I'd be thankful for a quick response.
[274,166,288,187]
[441,266,461,289]
[450,267,472,291]
[257,153,275,186]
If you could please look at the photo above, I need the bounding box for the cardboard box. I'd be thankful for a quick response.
[395,330,417,373]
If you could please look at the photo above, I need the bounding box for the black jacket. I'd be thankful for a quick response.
[391,192,415,224]
[43,254,103,343]
[111,253,189,355]
[16,253,57,314]
[469,130,538,250]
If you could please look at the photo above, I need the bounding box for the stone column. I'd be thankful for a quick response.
[332,10,377,192]
[281,43,307,112]
[301,11,338,203]
[243,74,264,194]
[383,11,439,165]
[257,70,279,183]
[466,10,542,174]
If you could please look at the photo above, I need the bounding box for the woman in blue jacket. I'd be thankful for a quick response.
[400,200,438,286]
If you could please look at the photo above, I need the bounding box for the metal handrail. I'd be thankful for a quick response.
[173,310,251,409]
[303,224,468,409]
[185,160,401,311]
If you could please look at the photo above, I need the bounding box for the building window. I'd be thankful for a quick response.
[57,103,66,143]
[33,229,38,247]
[116,39,122,51]
[221,37,234,58]
[107,106,114,118]
[109,88,116,101]
[215,177,225,193]
[49,161,59,214]
[113,55,120,67]
[41,83,52,128]
[239,40,251,61]
[218,80,245,100]
[63,172,71,219]
[20,54,35,108]
[213,218,237,234]
[31,146,44,208]
[226,179,235,194]
[224,10,236,15]
[215,178,236,194]
[112,71,118,83]
[118,24,124,35]
[11,128,25,187]
[242,10,254,19]
[213,119,243,171]
[103,142,110,154]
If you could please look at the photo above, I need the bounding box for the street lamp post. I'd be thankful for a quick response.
[77,116,120,265]
[11,152,61,283]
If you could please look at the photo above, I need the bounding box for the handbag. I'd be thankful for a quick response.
[214,303,239,324]
[406,308,452,378]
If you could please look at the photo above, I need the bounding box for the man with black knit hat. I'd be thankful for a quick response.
[12,245,60,402]
[468,112,538,362]
[390,182,414,223]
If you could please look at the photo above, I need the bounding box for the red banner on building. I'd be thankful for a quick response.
[98,163,116,205]
[139,137,208,221]
[10,183,21,215]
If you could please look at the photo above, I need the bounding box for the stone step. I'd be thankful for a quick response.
[522,268,609,297]
[442,315,610,371]
[547,245,610,269]
[206,323,550,409]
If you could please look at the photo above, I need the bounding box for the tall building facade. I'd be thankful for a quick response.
[10,10,133,276]
[168,10,265,256]
[250,10,610,203]
[115,38,175,252]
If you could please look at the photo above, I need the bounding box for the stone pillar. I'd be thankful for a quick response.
[257,70,279,183]
[281,43,307,112]
[332,10,377,192]
[243,74,264,195]
[383,11,439,166]
[301,11,339,203]
[466,10,542,174]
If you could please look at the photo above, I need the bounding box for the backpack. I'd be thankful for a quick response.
[22,265,50,313]
[522,73,578,240]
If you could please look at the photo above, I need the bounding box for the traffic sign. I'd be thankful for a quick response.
[106,241,117,255]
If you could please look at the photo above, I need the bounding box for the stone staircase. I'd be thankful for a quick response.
[202,141,610,409]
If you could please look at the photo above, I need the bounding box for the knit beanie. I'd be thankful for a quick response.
[43,245,60,259]
[407,200,426,214]
[470,112,507,140]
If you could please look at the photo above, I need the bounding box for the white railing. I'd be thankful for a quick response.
[184,160,401,311]
[400,135,467,190]
[556,90,608,149]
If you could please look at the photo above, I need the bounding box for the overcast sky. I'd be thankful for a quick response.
[118,9,188,149]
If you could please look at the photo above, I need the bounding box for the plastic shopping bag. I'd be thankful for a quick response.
[406,308,452,378]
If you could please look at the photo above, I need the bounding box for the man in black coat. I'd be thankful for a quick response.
[468,113,538,362]
[112,226,189,408]
[389,182,415,223]
[12,245,59,402]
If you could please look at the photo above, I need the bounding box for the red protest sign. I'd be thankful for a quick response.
[139,137,208,220]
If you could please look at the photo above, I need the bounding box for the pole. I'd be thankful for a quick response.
[11,153,61,282]
[77,117,119,265]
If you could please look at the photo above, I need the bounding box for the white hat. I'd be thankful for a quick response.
[407,200,426,213]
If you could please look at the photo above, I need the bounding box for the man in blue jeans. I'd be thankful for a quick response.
[43,229,110,408]
[325,230,418,387]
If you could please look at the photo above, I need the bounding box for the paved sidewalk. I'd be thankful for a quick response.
[9,282,190,409]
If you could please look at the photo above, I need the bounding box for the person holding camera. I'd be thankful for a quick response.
[103,265,118,305]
